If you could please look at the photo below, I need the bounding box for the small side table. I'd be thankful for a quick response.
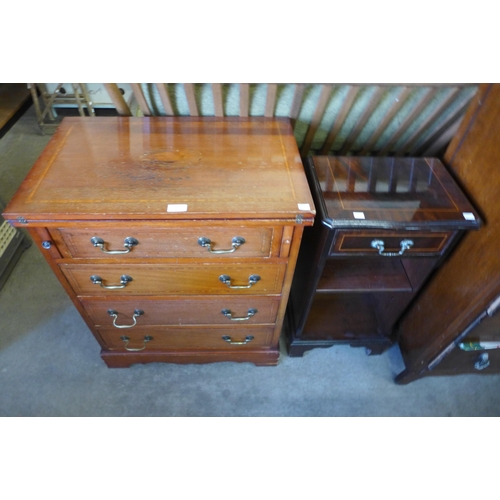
[285,156,481,357]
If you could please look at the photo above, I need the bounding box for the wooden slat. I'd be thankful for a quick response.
[104,83,131,116]
[183,83,199,116]
[339,86,386,155]
[265,84,278,117]
[320,85,360,154]
[378,87,440,156]
[130,83,152,116]
[289,84,305,127]
[418,99,472,156]
[359,86,414,155]
[396,87,462,156]
[300,84,333,156]
[155,83,174,115]
[212,83,224,117]
[239,84,249,117]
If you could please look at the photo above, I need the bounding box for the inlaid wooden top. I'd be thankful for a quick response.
[3,117,315,224]
[308,156,481,229]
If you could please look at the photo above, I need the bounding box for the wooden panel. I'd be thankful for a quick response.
[317,258,412,292]
[60,262,287,295]
[3,118,315,224]
[54,226,277,259]
[81,295,281,326]
[98,325,275,350]
[0,83,30,130]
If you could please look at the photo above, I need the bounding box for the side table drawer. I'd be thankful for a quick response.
[81,296,281,326]
[60,263,287,295]
[98,325,275,351]
[330,230,454,257]
[52,226,279,259]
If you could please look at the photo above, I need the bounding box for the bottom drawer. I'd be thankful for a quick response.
[98,325,275,351]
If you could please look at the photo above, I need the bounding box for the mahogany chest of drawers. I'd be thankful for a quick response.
[3,117,315,367]
[285,156,480,357]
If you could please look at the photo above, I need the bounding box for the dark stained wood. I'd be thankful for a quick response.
[396,84,500,383]
[285,155,480,357]
[3,117,314,367]
[0,83,30,131]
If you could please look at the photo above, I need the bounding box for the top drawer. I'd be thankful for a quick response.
[330,230,455,257]
[51,226,280,259]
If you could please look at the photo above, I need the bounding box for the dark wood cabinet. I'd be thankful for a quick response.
[2,117,315,367]
[396,84,500,384]
[285,155,480,357]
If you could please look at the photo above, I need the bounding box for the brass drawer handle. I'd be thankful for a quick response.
[474,353,490,371]
[370,239,413,256]
[108,309,144,328]
[221,335,255,345]
[120,335,152,351]
[90,274,133,289]
[198,236,245,254]
[221,308,258,321]
[91,236,138,254]
[219,274,261,289]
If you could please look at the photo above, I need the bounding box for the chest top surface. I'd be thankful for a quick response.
[4,117,315,223]
[309,156,481,230]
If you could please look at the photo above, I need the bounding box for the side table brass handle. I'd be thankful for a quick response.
[474,353,490,371]
[198,236,245,254]
[120,335,152,351]
[219,274,261,289]
[91,236,139,254]
[108,309,144,328]
[221,335,255,345]
[221,308,258,321]
[90,274,133,289]
[370,239,413,256]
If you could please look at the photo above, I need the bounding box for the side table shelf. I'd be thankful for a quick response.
[285,156,481,357]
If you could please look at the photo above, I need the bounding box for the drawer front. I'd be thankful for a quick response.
[60,263,287,296]
[81,296,281,326]
[53,227,279,259]
[330,230,453,256]
[98,326,275,350]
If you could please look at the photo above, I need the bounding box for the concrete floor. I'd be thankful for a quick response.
[1,106,500,417]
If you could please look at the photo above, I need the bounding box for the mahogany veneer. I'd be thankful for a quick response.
[3,117,315,367]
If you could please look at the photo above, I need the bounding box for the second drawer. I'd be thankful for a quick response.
[81,296,281,327]
[61,263,287,295]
